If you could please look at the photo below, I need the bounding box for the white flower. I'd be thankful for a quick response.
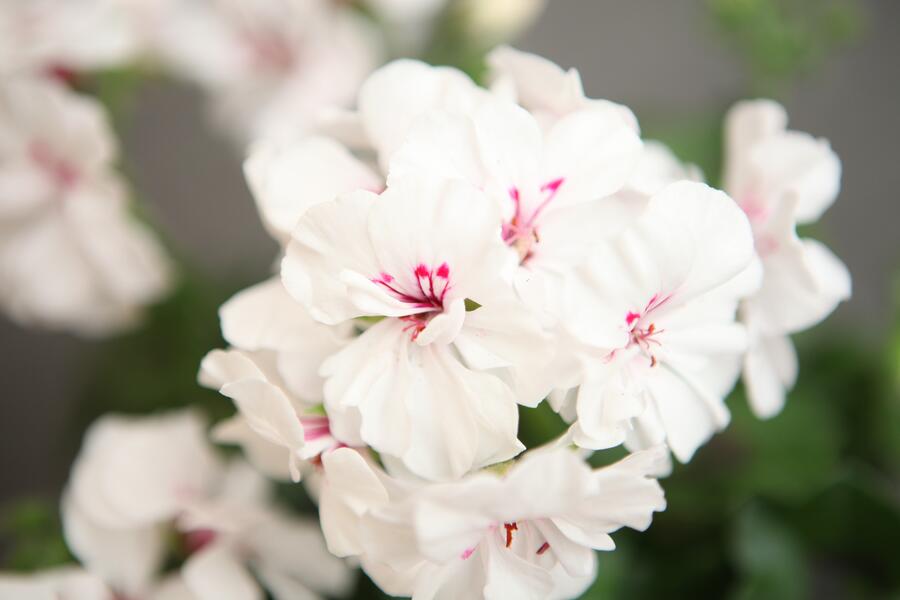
[62,411,349,600]
[388,96,643,342]
[158,0,381,143]
[319,445,666,600]
[723,100,851,418]
[563,182,757,462]
[0,77,171,335]
[62,411,221,596]
[0,0,142,77]
[283,176,553,481]
[199,276,355,481]
[177,461,353,600]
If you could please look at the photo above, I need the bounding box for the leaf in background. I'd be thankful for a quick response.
[0,499,72,571]
[729,502,809,600]
[707,0,865,96]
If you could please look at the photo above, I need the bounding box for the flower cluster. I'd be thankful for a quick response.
[193,47,850,598]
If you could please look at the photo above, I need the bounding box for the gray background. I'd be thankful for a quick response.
[1,0,897,504]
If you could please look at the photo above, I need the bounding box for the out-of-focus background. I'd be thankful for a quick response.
[1,1,898,598]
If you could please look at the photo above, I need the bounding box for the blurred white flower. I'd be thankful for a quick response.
[0,77,171,335]
[723,100,851,418]
[62,411,221,595]
[319,445,666,600]
[61,410,351,600]
[158,0,381,143]
[0,0,144,78]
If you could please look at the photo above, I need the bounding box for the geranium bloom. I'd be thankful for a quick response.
[319,445,666,600]
[0,0,142,78]
[561,182,757,462]
[387,96,642,337]
[0,77,170,335]
[282,176,553,481]
[158,0,380,142]
[62,411,350,600]
[723,100,851,418]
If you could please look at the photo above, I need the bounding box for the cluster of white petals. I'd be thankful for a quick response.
[0,76,170,334]
[193,45,849,598]
[0,1,851,588]
[0,410,352,600]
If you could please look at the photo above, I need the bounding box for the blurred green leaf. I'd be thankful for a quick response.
[729,503,809,600]
[1,499,71,571]
[707,0,866,96]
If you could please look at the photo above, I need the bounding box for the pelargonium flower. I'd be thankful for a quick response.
[0,76,171,335]
[387,96,643,342]
[560,181,757,462]
[158,0,381,143]
[724,100,851,418]
[282,176,553,481]
[0,0,142,78]
[61,411,350,600]
[318,445,666,600]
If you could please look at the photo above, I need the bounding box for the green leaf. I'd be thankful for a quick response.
[729,503,808,600]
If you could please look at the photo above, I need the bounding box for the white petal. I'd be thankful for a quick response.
[743,333,798,419]
[282,189,381,324]
[358,59,485,169]
[244,136,381,244]
[219,379,306,482]
[183,546,262,600]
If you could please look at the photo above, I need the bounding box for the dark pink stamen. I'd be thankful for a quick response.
[536,541,551,555]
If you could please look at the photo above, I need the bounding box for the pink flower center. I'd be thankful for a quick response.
[300,415,331,442]
[622,293,671,367]
[502,178,565,262]
[29,141,79,190]
[373,263,452,341]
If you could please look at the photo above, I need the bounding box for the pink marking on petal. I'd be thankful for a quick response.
[626,311,641,325]
[29,141,80,189]
[536,542,550,555]
[540,177,564,194]
[461,547,476,560]
[436,263,449,278]
[183,528,217,555]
